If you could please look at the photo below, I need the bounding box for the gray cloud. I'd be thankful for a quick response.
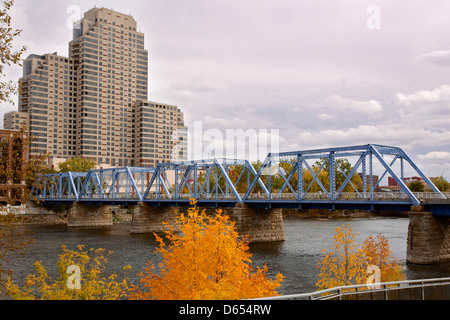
[1,0,449,178]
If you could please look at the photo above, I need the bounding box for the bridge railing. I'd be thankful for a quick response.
[246,192,416,202]
[415,192,450,199]
[256,277,450,300]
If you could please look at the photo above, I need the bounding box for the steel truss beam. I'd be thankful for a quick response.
[32,145,445,207]
[243,144,445,206]
[142,158,264,202]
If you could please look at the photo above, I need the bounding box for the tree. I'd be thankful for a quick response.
[0,129,49,297]
[5,245,130,300]
[316,224,367,290]
[314,158,363,193]
[0,213,33,298]
[0,0,51,299]
[432,176,449,192]
[362,234,405,283]
[57,157,97,173]
[0,0,26,104]
[407,180,424,192]
[316,224,405,291]
[129,199,284,300]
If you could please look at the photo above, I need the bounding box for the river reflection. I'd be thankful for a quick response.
[6,216,450,295]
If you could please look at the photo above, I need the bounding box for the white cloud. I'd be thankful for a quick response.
[324,95,383,116]
[202,115,248,129]
[397,84,450,105]
[417,152,450,178]
[418,151,450,162]
[293,125,450,151]
[317,113,335,121]
[2,0,449,179]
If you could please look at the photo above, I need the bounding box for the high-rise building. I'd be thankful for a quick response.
[4,7,188,168]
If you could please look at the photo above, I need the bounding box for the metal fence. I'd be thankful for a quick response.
[257,277,450,300]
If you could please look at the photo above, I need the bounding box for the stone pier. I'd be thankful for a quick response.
[226,203,285,243]
[67,202,113,227]
[407,206,450,264]
[130,203,180,234]
[130,203,285,243]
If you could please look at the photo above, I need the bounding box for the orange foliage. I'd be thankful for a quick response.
[362,234,405,283]
[129,199,284,300]
[316,224,405,291]
[316,224,366,290]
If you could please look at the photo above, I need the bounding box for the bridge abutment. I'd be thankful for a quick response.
[130,203,180,234]
[407,206,450,264]
[67,202,113,228]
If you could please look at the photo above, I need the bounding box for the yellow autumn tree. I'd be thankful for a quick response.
[5,245,130,300]
[316,224,367,290]
[362,234,405,283]
[129,199,284,300]
[317,225,406,291]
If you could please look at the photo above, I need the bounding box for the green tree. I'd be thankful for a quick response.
[431,176,449,192]
[407,180,424,192]
[314,158,363,193]
[57,157,97,173]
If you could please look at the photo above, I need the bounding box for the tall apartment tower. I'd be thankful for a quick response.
[5,7,188,168]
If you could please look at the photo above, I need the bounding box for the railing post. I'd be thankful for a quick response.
[421,281,425,300]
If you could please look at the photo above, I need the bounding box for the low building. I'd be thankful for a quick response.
[0,129,28,205]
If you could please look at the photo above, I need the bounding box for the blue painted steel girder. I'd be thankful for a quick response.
[242,144,445,206]
[32,144,446,208]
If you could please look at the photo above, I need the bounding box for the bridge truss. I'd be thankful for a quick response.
[32,144,447,211]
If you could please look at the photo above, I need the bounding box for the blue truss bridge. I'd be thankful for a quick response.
[31,144,450,215]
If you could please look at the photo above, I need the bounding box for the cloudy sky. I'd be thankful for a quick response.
[2,0,450,178]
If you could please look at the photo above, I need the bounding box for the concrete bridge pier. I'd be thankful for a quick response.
[130,203,180,234]
[67,202,113,228]
[407,206,450,265]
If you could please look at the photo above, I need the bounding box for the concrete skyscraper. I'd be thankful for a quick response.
[4,7,188,168]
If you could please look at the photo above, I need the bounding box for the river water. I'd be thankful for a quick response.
[6,216,450,296]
